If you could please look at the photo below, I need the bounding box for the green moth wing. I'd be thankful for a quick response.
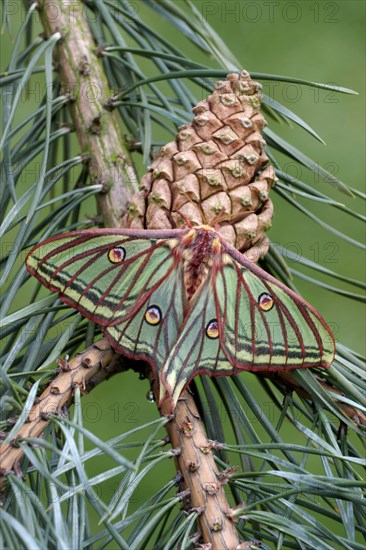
[160,280,229,405]
[216,246,335,370]
[105,265,186,370]
[26,229,186,379]
[26,230,181,325]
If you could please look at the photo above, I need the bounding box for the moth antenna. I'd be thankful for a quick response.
[225,211,255,225]
[175,209,194,228]
[173,188,209,227]
[210,210,256,231]
[209,209,227,228]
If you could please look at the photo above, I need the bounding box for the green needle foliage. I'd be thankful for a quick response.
[0,1,365,549]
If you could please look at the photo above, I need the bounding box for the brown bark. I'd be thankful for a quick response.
[0,339,127,479]
[38,0,137,227]
[158,385,241,548]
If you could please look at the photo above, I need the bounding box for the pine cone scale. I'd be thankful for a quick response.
[124,70,277,260]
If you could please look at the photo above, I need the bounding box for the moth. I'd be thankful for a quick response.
[26,226,335,411]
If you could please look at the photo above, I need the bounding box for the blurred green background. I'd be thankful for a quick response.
[1,0,365,542]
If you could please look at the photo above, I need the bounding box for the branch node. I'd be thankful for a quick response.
[95,45,106,58]
[104,97,117,111]
[179,416,193,437]
[177,488,191,501]
[217,466,238,483]
[204,482,220,495]
[78,55,91,76]
[186,460,199,472]
[172,471,183,485]
[9,437,21,448]
[189,505,206,516]
[56,406,69,419]
[88,113,103,135]
[57,356,70,372]
[170,447,181,457]
[210,518,223,532]
[236,541,262,549]
[72,381,87,394]
[81,357,93,369]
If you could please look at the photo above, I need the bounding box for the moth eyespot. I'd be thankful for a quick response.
[108,246,126,263]
[145,306,162,326]
[206,320,219,339]
[258,292,274,311]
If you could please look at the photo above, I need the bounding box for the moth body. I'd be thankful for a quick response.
[179,227,221,300]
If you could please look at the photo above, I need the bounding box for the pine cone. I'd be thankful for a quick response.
[124,70,277,262]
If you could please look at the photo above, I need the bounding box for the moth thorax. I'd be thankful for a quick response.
[184,259,209,300]
[183,231,216,300]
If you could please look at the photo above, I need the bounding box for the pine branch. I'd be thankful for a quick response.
[156,380,242,548]
[38,0,137,225]
[0,339,127,484]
